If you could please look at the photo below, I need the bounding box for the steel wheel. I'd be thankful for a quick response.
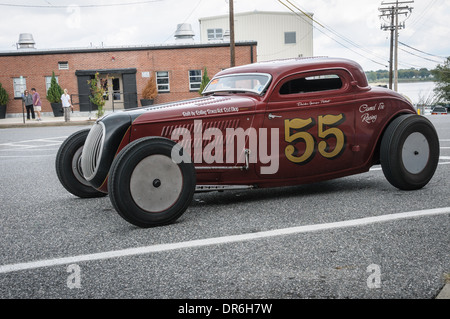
[129,154,183,213]
[380,114,439,190]
[108,137,196,227]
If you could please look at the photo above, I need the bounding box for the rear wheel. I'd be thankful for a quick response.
[108,137,196,228]
[55,129,107,198]
[380,114,439,190]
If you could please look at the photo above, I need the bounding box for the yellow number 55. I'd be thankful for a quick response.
[284,113,346,164]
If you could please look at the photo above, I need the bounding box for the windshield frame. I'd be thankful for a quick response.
[202,72,272,96]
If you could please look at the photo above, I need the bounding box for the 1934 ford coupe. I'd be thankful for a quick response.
[56,57,440,228]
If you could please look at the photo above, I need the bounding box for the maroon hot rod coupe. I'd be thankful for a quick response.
[56,57,439,227]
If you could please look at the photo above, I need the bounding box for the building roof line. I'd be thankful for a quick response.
[198,10,314,21]
[0,41,257,57]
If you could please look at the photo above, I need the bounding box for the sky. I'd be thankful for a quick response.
[0,0,448,71]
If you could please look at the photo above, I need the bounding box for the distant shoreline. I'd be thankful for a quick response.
[368,78,435,84]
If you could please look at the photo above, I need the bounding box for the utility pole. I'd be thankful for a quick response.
[229,0,235,67]
[379,0,413,91]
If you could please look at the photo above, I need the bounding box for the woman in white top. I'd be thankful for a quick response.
[61,89,73,122]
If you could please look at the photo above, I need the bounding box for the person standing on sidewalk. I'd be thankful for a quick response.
[31,88,42,121]
[61,89,73,122]
[22,90,35,120]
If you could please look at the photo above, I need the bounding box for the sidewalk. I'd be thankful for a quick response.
[0,114,96,129]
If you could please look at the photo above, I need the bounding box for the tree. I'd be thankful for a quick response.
[431,57,450,103]
[88,72,106,118]
[0,82,8,105]
[141,73,158,100]
[198,67,210,95]
[46,71,64,103]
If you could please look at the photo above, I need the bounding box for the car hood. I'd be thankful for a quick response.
[129,95,258,125]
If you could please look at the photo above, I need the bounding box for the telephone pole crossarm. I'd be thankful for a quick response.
[378,0,414,91]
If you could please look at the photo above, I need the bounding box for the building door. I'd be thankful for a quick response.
[76,68,137,112]
[99,73,124,111]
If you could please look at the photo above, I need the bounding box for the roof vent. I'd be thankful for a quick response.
[17,33,36,49]
[174,23,195,42]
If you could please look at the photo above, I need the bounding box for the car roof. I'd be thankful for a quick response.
[216,57,369,88]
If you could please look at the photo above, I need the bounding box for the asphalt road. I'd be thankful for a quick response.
[0,116,449,302]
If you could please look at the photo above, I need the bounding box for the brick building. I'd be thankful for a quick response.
[0,41,257,116]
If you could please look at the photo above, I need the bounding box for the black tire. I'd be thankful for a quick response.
[55,129,107,198]
[108,137,196,228]
[380,114,440,190]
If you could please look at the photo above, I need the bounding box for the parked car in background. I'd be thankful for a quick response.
[431,106,448,115]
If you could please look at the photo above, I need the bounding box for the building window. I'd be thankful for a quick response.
[45,75,59,92]
[207,28,223,40]
[13,77,27,98]
[58,61,69,70]
[284,32,296,44]
[189,70,202,91]
[156,71,170,92]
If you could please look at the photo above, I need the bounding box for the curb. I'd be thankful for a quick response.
[0,120,95,129]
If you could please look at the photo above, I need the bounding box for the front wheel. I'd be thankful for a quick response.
[108,137,196,228]
[55,129,107,198]
[380,114,440,190]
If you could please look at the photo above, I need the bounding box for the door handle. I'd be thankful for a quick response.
[268,113,282,120]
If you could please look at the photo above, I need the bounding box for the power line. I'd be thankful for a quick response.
[398,41,447,60]
[161,0,203,44]
[278,0,389,68]
[0,0,163,8]
[282,0,389,64]
[405,0,441,40]
[398,46,445,64]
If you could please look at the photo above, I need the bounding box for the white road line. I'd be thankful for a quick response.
[0,143,63,151]
[0,206,449,274]
[0,136,67,147]
[0,155,54,158]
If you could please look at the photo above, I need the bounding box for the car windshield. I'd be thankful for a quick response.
[202,73,272,95]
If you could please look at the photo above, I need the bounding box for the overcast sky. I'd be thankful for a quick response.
[0,0,448,71]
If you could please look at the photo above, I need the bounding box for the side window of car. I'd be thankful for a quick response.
[279,74,343,95]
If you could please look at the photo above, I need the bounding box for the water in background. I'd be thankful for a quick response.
[395,81,436,105]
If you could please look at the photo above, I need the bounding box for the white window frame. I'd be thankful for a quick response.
[156,71,170,92]
[45,75,59,93]
[189,69,202,91]
[13,77,27,98]
[207,28,223,40]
